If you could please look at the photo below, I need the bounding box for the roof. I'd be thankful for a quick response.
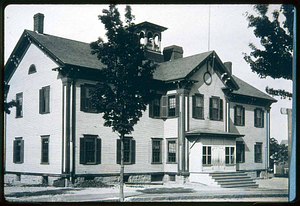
[186,128,244,138]
[25,30,105,70]
[134,21,168,32]
[154,51,213,81]
[231,75,277,102]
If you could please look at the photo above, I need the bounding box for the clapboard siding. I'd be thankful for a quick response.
[5,43,62,174]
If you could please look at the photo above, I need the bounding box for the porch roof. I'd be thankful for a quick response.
[186,128,244,138]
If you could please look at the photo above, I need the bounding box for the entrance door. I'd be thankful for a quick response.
[212,146,225,171]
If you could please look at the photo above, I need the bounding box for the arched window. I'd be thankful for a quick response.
[28,64,37,74]
[154,34,160,50]
[139,32,145,45]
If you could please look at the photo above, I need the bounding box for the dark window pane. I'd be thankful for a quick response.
[168,141,176,162]
[152,140,161,163]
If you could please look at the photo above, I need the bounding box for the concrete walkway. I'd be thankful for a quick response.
[4,177,289,202]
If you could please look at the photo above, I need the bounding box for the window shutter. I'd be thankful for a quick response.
[201,95,204,119]
[45,86,50,113]
[192,95,196,118]
[219,99,223,120]
[242,144,245,162]
[234,106,237,125]
[242,107,245,125]
[80,138,85,164]
[262,110,264,128]
[39,89,43,114]
[13,140,17,163]
[209,98,212,119]
[161,95,168,118]
[80,86,86,111]
[117,139,121,164]
[254,109,257,127]
[131,139,136,164]
[96,138,101,164]
[149,100,154,118]
[20,140,24,163]
[175,95,179,117]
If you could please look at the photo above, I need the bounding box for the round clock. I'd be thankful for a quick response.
[203,71,212,85]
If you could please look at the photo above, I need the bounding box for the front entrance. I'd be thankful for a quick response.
[212,146,225,171]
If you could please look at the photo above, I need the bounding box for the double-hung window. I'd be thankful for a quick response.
[202,146,211,165]
[81,84,98,113]
[16,93,23,118]
[80,135,101,164]
[167,139,177,163]
[234,105,245,126]
[149,94,179,118]
[41,136,49,164]
[117,137,136,164]
[225,147,235,164]
[193,94,204,119]
[152,139,162,164]
[149,95,161,118]
[209,97,223,121]
[236,141,245,163]
[254,108,264,128]
[13,137,24,164]
[39,86,50,114]
[254,142,262,163]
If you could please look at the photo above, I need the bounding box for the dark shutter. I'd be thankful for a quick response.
[262,110,264,128]
[96,138,101,164]
[149,100,154,118]
[39,89,43,114]
[192,95,196,118]
[175,95,179,117]
[131,139,136,164]
[80,138,85,164]
[20,140,24,163]
[117,139,121,164]
[13,140,17,163]
[242,144,245,162]
[254,109,257,127]
[80,86,86,111]
[161,95,168,118]
[219,99,223,120]
[209,98,212,119]
[242,107,245,125]
[45,86,50,113]
[201,95,204,119]
[234,106,237,125]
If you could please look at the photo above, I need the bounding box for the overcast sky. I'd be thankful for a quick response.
[4,4,292,142]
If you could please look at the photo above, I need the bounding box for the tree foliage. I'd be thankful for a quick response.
[4,81,17,114]
[90,4,156,136]
[269,137,288,167]
[244,4,294,99]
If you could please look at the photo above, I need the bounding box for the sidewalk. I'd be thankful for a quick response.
[4,177,289,202]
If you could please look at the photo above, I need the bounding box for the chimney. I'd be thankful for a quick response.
[34,13,44,34]
[163,45,183,62]
[224,61,232,75]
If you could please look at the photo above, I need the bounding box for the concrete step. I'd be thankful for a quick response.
[216,177,252,182]
[218,180,256,186]
[212,175,249,179]
[125,182,164,186]
[210,173,248,177]
[221,183,259,188]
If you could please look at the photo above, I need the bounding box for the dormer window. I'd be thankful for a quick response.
[28,64,37,74]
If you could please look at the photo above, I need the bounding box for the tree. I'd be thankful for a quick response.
[269,137,288,169]
[90,4,156,202]
[243,4,294,99]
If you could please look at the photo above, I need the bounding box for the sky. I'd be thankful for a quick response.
[4,4,293,143]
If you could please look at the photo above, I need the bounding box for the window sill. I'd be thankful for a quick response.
[40,112,50,115]
[254,126,264,128]
[209,119,223,121]
[16,116,23,119]
[193,117,204,120]
[151,162,163,164]
[234,124,245,126]
[166,162,177,164]
[202,164,212,167]
[225,164,236,166]
[255,162,263,163]
[41,162,50,165]
[236,162,245,164]
[14,162,23,164]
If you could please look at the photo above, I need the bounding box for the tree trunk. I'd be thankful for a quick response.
[120,134,125,202]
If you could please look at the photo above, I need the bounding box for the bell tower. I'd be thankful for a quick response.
[134,21,168,63]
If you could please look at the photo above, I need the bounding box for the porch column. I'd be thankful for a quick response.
[266,108,270,169]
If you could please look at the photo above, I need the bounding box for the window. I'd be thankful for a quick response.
[39,86,50,114]
[16,93,23,118]
[13,138,24,164]
[41,136,49,164]
[254,108,264,128]
[167,139,177,163]
[28,64,37,74]
[80,135,101,164]
[152,139,162,164]
[117,137,136,164]
[225,147,235,164]
[193,94,204,119]
[81,84,98,113]
[149,94,179,118]
[236,141,245,163]
[234,105,245,126]
[254,142,262,163]
[202,146,211,165]
[209,97,223,121]
[149,95,161,118]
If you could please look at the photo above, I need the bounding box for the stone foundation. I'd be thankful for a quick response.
[4,174,61,186]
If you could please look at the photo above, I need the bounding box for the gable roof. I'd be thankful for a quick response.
[153,51,213,82]
[231,75,277,102]
[25,30,105,70]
